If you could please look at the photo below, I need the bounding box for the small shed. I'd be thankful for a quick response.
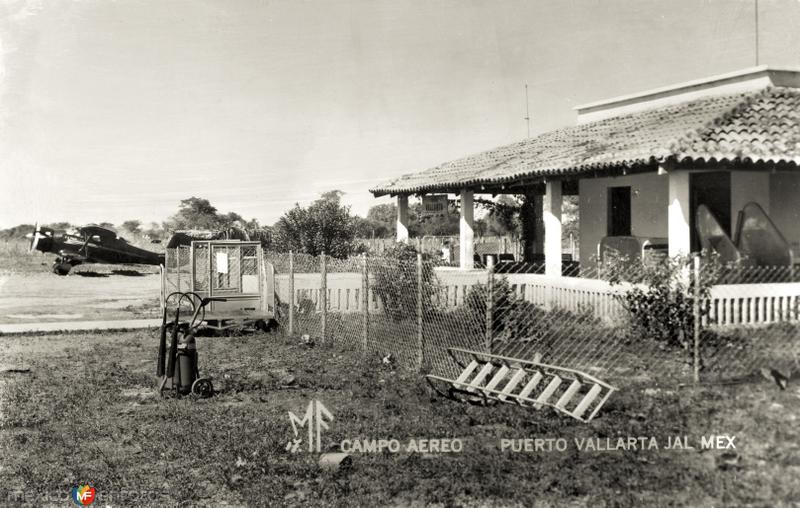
[162,230,275,328]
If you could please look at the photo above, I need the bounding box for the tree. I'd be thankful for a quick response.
[352,203,396,239]
[0,224,35,240]
[320,190,345,203]
[476,195,521,237]
[367,203,396,225]
[166,197,220,230]
[143,222,164,240]
[409,200,460,237]
[121,220,142,235]
[217,211,245,229]
[272,191,361,258]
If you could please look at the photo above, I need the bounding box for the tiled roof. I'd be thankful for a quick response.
[370,87,800,196]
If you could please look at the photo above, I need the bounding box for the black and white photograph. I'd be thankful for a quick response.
[1,0,800,506]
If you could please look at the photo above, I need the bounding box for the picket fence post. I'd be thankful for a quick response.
[321,252,327,344]
[288,251,295,335]
[362,253,369,357]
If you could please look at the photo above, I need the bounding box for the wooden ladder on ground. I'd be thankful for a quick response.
[426,347,616,423]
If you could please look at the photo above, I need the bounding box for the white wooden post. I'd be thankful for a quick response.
[668,171,691,257]
[459,189,475,269]
[361,253,369,356]
[544,181,562,277]
[288,251,295,335]
[396,195,409,243]
[320,253,327,343]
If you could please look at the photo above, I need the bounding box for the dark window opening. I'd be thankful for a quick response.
[608,186,632,236]
[690,172,731,252]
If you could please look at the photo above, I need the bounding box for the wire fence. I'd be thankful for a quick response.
[267,250,800,387]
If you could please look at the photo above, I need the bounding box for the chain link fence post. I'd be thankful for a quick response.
[693,254,701,384]
[362,252,369,357]
[288,250,295,336]
[486,255,495,353]
[321,252,327,344]
[416,252,424,372]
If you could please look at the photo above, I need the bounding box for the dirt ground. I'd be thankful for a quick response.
[0,270,160,324]
[1,329,799,506]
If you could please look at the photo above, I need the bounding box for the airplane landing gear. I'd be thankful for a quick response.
[52,258,72,276]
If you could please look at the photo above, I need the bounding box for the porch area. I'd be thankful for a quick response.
[370,67,800,306]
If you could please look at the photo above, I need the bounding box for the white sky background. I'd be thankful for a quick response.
[1,0,800,228]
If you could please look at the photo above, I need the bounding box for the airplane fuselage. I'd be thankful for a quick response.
[30,225,164,274]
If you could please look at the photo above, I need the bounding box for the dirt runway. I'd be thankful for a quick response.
[0,271,161,324]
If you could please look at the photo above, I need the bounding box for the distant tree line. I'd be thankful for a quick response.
[0,190,578,261]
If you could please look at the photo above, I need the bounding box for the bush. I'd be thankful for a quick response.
[271,192,364,258]
[370,243,439,322]
[459,276,541,343]
[606,253,725,349]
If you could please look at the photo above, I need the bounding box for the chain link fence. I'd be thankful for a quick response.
[266,250,800,387]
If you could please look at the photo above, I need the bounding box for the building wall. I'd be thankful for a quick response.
[577,169,798,268]
[578,172,668,267]
[769,172,800,249]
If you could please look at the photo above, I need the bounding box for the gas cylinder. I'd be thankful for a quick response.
[174,334,197,395]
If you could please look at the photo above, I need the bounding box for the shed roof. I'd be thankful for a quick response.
[370,87,800,196]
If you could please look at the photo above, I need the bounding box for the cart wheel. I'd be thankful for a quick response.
[191,378,214,398]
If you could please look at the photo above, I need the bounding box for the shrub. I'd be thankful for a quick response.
[459,276,541,342]
[606,253,725,349]
[271,191,364,258]
[370,243,439,322]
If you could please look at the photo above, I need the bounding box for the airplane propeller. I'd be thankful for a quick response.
[27,222,40,253]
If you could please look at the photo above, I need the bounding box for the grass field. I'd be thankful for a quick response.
[1,329,799,506]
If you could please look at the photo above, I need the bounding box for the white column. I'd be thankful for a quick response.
[459,189,474,269]
[668,172,691,257]
[544,181,562,276]
[396,195,409,243]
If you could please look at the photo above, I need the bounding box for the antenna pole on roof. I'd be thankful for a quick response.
[524,83,531,138]
[754,0,759,66]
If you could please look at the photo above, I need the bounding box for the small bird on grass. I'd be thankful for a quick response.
[760,367,789,390]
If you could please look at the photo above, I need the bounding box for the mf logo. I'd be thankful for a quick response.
[286,400,333,453]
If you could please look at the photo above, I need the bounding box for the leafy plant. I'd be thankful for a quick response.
[370,243,438,322]
[459,276,540,342]
[272,191,364,258]
[606,253,726,349]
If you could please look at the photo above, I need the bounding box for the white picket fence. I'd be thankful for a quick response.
[274,272,382,313]
[273,267,800,327]
[704,282,800,326]
[274,268,630,322]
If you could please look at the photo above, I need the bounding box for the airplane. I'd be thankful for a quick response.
[27,223,164,275]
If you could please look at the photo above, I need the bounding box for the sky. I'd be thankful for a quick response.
[1,0,800,228]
